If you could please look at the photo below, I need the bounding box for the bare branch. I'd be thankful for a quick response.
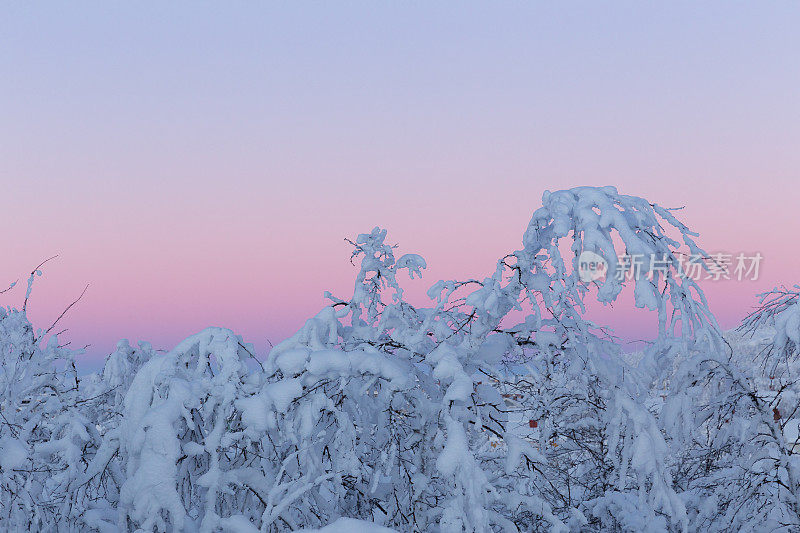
[41,283,89,339]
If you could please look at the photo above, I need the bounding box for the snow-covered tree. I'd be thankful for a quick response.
[262,187,703,531]
[2,185,783,532]
[434,186,695,531]
[0,269,101,530]
[685,285,800,531]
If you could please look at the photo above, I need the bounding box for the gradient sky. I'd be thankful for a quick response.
[2,3,799,370]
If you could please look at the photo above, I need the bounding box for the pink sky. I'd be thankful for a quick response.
[2,3,799,369]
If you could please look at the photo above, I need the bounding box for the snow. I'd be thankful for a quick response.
[0,437,27,470]
[275,348,310,375]
[296,517,398,532]
[264,378,303,412]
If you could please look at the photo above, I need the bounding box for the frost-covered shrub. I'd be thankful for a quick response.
[3,186,788,532]
[690,285,800,532]
[250,186,697,531]
[0,274,100,530]
[112,328,260,531]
